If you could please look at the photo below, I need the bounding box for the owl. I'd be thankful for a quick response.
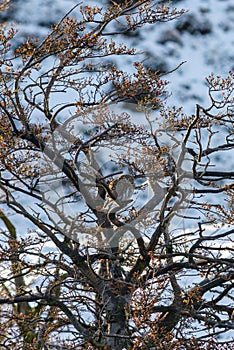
[109,174,135,205]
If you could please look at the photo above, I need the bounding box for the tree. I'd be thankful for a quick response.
[0,1,234,349]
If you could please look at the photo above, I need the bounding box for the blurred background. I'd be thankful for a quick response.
[1,0,233,113]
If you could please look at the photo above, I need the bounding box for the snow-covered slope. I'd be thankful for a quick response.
[1,0,234,113]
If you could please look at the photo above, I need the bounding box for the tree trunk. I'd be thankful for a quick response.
[105,294,131,350]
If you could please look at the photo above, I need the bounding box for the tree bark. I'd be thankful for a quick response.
[105,294,131,349]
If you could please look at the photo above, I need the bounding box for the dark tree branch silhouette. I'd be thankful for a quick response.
[0,1,233,349]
